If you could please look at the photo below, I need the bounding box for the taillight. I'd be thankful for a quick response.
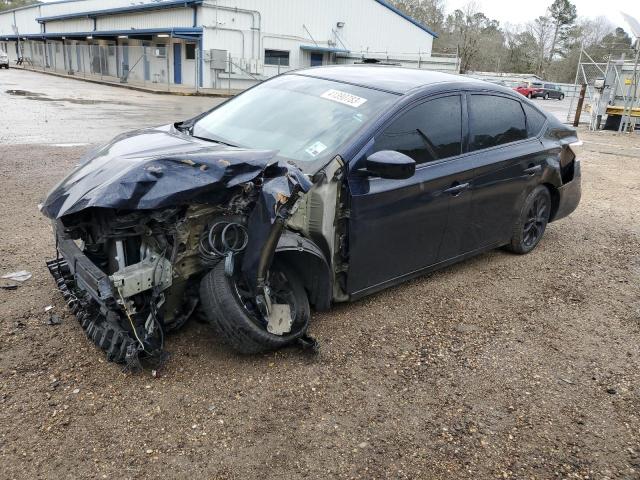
[568,140,583,157]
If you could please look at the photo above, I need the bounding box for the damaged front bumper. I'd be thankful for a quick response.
[48,221,171,366]
[53,223,117,309]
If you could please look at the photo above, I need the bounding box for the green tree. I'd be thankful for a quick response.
[547,0,578,61]
[438,3,504,72]
[391,0,446,36]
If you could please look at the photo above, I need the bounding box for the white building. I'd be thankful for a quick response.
[0,0,458,91]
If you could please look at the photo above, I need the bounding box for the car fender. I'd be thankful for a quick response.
[275,231,332,311]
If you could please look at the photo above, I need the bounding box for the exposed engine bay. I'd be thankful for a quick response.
[41,125,338,368]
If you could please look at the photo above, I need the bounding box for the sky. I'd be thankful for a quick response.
[445,0,640,32]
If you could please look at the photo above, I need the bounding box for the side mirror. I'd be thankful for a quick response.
[363,150,416,180]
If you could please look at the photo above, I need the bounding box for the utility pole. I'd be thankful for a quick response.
[573,84,587,127]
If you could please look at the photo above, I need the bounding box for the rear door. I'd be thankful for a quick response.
[347,94,464,295]
[463,93,546,249]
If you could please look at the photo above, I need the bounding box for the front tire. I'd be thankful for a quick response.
[199,261,310,354]
[559,94,565,101]
[506,185,551,254]
[544,93,550,100]
[527,93,532,99]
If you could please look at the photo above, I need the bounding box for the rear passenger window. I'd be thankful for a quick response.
[373,95,462,164]
[468,95,527,151]
[522,102,547,137]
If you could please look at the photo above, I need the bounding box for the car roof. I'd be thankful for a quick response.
[290,65,488,95]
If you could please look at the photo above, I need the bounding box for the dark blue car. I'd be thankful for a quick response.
[43,66,581,363]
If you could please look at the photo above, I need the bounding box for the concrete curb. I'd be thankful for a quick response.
[9,66,239,98]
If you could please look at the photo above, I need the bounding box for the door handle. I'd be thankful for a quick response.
[443,182,470,196]
[524,165,542,175]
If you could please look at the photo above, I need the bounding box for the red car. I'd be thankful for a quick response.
[514,82,543,99]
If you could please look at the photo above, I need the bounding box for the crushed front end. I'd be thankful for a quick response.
[41,125,313,366]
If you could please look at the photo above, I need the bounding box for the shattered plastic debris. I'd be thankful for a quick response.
[45,305,62,325]
[0,279,19,290]
[1,270,32,282]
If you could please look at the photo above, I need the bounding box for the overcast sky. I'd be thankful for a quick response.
[445,0,640,32]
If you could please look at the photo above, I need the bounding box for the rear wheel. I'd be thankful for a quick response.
[199,261,310,354]
[544,93,550,100]
[559,94,565,101]
[527,92,533,99]
[506,186,551,254]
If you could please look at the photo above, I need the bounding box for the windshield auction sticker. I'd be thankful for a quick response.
[305,141,328,157]
[321,89,368,108]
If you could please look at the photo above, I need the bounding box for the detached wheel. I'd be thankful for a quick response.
[507,185,551,254]
[199,261,310,354]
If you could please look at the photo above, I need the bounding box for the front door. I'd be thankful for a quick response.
[310,53,323,66]
[173,43,182,84]
[347,94,465,295]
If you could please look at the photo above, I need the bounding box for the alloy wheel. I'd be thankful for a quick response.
[522,195,549,248]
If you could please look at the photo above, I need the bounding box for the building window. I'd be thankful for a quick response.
[265,49,289,66]
[185,43,196,60]
[154,44,166,58]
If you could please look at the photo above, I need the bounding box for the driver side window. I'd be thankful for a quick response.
[372,95,463,165]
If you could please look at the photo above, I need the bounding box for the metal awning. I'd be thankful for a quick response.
[300,45,350,54]
[35,0,203,23]
[2,28,202,41]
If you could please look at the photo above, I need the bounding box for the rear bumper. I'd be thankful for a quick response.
[553,160,582,222]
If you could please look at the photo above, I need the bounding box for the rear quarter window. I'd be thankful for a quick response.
[522,102,547,137]
[468,95,527,151]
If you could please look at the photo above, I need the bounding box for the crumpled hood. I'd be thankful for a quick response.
[41,124,310,219]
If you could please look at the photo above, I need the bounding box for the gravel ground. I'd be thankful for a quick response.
[1,128,639,479]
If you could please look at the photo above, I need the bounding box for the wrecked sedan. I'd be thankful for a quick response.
[41,66,581,365]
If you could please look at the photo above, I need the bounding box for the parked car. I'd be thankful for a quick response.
[513,82,544,99]
[532,82,565,100]
[41,66,582,365]
[0,50,9,69]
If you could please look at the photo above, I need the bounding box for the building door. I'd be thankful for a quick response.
[173,43,182,84]
[310,53,323,66]
[121,42,129,79]
[75,43,82,73]
[143,42,150,81]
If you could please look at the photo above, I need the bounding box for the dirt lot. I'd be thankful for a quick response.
[0,127,639,479]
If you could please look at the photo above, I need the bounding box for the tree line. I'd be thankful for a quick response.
[392,0,636,83]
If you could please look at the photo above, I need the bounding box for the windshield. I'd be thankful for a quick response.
[192,74,398,172]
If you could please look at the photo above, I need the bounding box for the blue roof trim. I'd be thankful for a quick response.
[300,45,350,54]
[373,0,438,38]
[36,0,202,23]
[2,27,202,40]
